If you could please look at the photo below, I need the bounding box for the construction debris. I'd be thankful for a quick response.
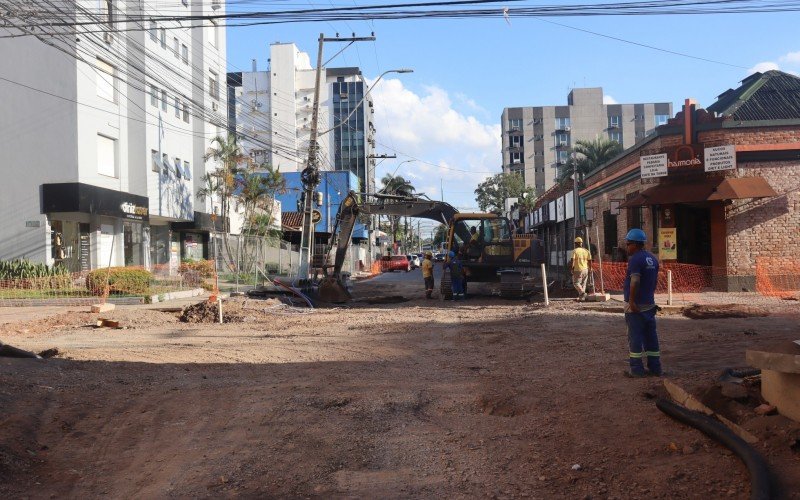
[96,318,121,329]
[91,303,115,313]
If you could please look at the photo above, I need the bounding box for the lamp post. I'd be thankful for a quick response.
[319,69,413,137]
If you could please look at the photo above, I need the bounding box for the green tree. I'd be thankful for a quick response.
[379,174,417,248]
[474,172,535,214]
[432,224,448,248]
[557,138,623,187]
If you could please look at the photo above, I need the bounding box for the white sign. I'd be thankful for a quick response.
[565,194,574,220]
[640,153,668,179]
[704,144,736,172]
[556,197,565,222]
[548,201,556,221]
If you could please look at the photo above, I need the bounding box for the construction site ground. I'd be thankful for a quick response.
[1,266,799,498]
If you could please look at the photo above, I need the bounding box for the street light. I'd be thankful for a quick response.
[319,68,413,136]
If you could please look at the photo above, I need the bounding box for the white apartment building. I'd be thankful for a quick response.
[0,0,227,272]
[228,42,376,194]
[501,88,672,195]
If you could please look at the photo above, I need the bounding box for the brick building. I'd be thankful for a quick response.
[580,70,800,291]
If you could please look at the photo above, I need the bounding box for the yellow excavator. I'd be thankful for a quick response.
[318,191,544,303]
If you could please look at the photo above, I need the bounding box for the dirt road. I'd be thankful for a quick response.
[1,270,798,498]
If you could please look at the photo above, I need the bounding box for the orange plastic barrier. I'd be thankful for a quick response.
[590,262,716,293]
[756,257,800,298]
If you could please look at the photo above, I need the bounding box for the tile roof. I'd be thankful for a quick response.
[281,211,303,230]
[707,70,800,121]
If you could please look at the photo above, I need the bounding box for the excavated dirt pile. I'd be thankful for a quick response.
[683,304,770,319]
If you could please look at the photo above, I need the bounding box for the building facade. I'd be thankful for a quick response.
[0,0,227,272]
[227,43,376,194]
[501,88,672,195]
[580,71,800,291]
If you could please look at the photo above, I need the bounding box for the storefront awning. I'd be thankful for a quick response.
[706,177,778,201]
[619,177,776,208]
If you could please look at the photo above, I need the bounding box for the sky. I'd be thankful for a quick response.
[225,2,800,233]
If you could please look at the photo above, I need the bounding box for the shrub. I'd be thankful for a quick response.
[86,267,152,295]
[179,259,215,278]
[0,259,70,280]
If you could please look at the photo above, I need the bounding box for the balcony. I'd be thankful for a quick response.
[555,125,571,132]
[555,142,569,149]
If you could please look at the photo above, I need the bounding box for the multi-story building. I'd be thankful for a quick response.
[227,42,376,194]
[501,88,672,195]
[0,0,227,272]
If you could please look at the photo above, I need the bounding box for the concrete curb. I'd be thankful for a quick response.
[147,288,206,304]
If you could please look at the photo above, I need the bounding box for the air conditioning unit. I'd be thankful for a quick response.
[564,126,571,132]
[103,32,113,44]
[609,124,619,129]
[211,101,219,112]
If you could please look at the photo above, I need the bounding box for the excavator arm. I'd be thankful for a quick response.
[318,191,460,302]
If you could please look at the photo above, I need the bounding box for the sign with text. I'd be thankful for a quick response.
[704,144,736,172]
[658,228,677,260]
[640,153,668,179]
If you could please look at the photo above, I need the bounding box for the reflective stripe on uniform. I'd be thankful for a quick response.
[629,352,643,358]
[645,351,660,357]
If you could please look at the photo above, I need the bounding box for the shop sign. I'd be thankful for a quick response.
[120,202,149,220]
[640,153,668,179]
[556,197,565,222]
[704,144,736,172]
[79,231,91,272]
[658,228,678,260]
[25,220,41,228]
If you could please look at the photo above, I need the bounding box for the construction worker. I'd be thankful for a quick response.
[623,228,662,378]
[422,251,435,299]
[571,236,591,301]
[448,250,465,300]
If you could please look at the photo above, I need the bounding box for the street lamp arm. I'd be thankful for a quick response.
[319,69,412,136]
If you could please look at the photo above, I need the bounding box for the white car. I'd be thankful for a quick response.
[407,254,421,269]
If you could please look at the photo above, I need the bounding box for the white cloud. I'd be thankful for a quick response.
[602,95,618,105]
[747,61,781,75]
[369,78,501,208]
[779,51,800,65]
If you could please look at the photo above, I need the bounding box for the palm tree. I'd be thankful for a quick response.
[379,174,416,251]
[557,138,623,187]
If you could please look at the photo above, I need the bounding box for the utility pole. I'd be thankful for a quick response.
[298,33,375,282]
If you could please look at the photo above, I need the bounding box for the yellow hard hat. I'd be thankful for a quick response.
[425,251,433,257]
[574,237,583,244]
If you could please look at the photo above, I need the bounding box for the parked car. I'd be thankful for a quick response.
[407,254,421,268]
[380,255,411,272]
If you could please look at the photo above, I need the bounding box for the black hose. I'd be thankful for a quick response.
[727,367,761,379]
[656,398,772,500]
[0,342,42,359]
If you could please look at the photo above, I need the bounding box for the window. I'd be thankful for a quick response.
[174,97,180,118]
[555,132,569,146]
[508,118,522,130]
[97,135,116,177]
[149,20,157,42]
[173,37,179,58]
[557,150,569,163]
[150,85,158,107]
[183,161,191,180]
[609,130,621,143]
[555,117,571,130]
[655,114,669,126]
[174,157,181,178]
[510,135,522,147]
[608,115,620,128]
[209,71,219,99]
[96,58,115,102]
[534,134,543,141]
[626,192,644,232]
[182,103,190,123]
[162,153,169,175]
[181,44,188,64]
[161,90,167,111]
[151,149,159,172]
[160,28,166,48]
[511,152,521,164]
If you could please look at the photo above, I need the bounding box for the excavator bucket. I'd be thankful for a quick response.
[318,276,352,303]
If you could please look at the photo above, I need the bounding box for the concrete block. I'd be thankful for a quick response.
[91,303,115,313]
[760,370,800,423]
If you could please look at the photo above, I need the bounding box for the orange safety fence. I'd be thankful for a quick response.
[756,257,800,298]
[589,262,717,293]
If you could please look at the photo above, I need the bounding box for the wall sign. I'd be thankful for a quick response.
[658,228,677,260]
[640,153,668,179]
[704,144,736,172]
[25,220,41,228]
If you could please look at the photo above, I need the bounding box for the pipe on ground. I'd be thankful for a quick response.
[656,398,772,500]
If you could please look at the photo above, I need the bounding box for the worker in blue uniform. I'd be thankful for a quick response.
[623,228,662,377]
